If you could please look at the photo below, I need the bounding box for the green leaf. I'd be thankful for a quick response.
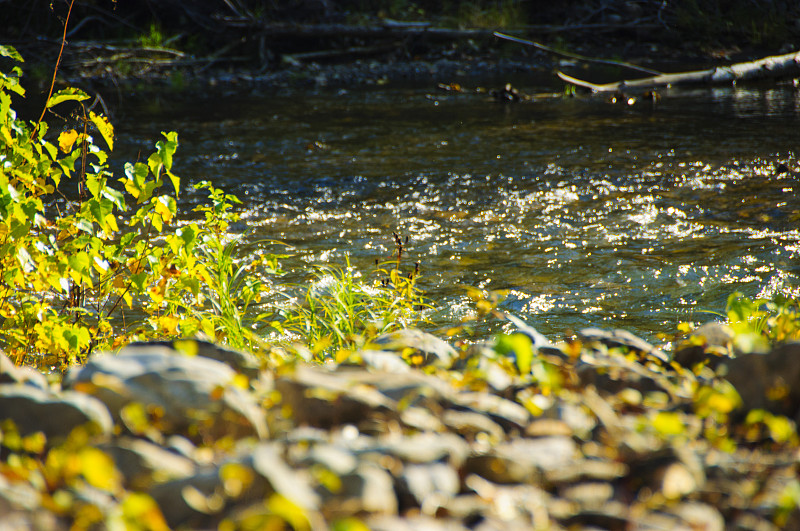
[16,246,34,273]
[68,251,91,275]
[75,218,94,234]
[85,172,103,199]
[495,332,534,374]
[130,272,148,291]
[178,224,197,250]
[63,326,92,353]
[84,198,112,231]
[0,45,24,62]
[46,88,90,109]
[167,170,180,197]
[150,210,163,232]
[42,139,57,160]
[102,186,126,211]
[120,232,136,247]
[0,72,24,97]
[156,131,178,172]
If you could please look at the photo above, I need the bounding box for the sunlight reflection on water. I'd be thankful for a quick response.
[116,83,800,342]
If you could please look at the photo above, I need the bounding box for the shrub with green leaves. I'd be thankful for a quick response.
[0,46,274,368]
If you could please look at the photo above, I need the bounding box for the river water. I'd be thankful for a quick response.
[116,79,800,343]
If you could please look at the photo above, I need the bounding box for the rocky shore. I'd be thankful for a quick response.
[1,323,799,530]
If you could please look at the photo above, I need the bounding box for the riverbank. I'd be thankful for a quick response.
[2,319,799,529]
[7,0,800,98]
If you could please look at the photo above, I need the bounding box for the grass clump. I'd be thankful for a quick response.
[279,239,427,360]
[725,291,800,345]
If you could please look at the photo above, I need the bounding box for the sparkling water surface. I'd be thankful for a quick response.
[114,81,800,343]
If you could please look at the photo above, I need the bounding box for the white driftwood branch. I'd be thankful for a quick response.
[558,50,800,92]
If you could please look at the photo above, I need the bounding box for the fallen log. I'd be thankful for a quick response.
[557,50,800,93]
[216,19,660,42]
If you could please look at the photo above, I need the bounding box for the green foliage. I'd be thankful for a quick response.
[451,1,524,29]
[0,47,279,368]
[186,181,286,351]
[138,23,166,48]
[493,332,562,392]
[744,409,798,445]
[279,257,427,359]
[726,291,800,350]
[679,291,800,357]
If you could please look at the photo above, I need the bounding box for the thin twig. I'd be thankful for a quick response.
[494,31,663,76]
[32,0,76,141]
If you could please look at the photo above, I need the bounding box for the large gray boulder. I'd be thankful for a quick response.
[126,339,262,377]
[0,384,113,444]
[63,344,267,440]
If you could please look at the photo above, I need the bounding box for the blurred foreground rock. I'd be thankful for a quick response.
[1,330,799,530]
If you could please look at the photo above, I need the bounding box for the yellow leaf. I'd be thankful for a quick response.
[174,339,199,356]
[120,402,150,434]
[210,385,225,401]
[651,411,685,437]
[231,373,250,390]
[335,349,352,364]
[128,259,144,274]
[58,129,80,153]
[219,462,254,498]
[764,414,797,443]
[154,196,174,224]
[120,493,170,531]
[707,392,737,414]
[158,314,179,335]
[200,318,215,338]
[47,87,90,108]
[332,517,371,531]
[22,431,47,454]
[105,214,119,233]
[80,447,121,492]
[266,494,311,531]
[89,111,114,152]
